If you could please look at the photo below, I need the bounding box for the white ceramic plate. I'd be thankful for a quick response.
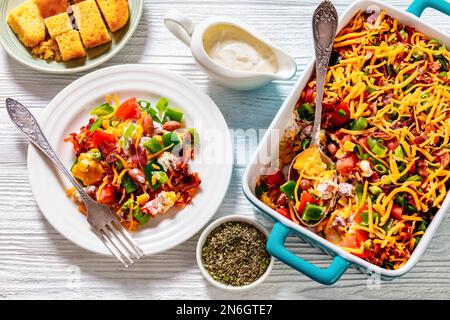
[27,65,233,255]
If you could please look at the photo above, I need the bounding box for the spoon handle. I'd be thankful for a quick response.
[6,98,90,203]
[310,0,338,146]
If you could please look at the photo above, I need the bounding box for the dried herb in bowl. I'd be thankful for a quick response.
[201,221,271,287]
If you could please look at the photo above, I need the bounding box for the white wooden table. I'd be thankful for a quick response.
[1,0,450,300]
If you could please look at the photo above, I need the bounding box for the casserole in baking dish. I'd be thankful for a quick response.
[243,0,450,284]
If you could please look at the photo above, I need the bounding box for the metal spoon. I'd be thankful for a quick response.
[288,0,338,226]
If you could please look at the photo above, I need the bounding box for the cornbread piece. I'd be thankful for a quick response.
[72,0,111,49]
[55,30,86,61]
[7,0,46,48]
[96,0,129,32]
[44,12,72,38]
[31,38,62,61]
[34,0,68,19]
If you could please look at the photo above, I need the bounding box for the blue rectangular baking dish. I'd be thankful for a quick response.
[242,0,450,285]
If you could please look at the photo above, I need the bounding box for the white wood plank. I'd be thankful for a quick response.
[1,0,450,299]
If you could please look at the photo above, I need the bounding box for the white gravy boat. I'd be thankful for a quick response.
[164,11,297,91]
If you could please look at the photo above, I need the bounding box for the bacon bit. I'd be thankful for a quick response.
[130,144,147,167]
[98,141,118,164]
[429,61,442,72]
[367,12,379,25]
[417,160,428,177]
[437,150,450,169]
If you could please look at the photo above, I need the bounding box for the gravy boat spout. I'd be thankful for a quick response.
[164,11,297,91]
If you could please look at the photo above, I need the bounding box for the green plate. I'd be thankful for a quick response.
[0,0,143,74]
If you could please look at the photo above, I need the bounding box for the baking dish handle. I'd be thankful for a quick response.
[267,222,351,285]
[407,0,450,17]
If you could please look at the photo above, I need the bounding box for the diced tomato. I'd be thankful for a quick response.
[303,86,315,103]
[359,137,370,149]
[362,91,369,100]
[276,207,291,220]
[368,171,380,183]
[97,184,115,205]
[115,97,142,121]
[330,101,350,127]
[386,139,400,151]
[353,250,370,259]
[409,161,416,174]
[353,205,368,224]
[336,154,358,176]
[339,230,368,256]
[92,130,116,146]
[391,205,403,220]
[355,230,368,242]
[339,235,359,249]
[297,191,315,215]
[265,171,285,185]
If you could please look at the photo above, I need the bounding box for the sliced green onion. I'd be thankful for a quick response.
[367,138,378,149]
[122,198,134,210]
[369,185,383,196]
[395,194,407,207]
[417,222,427,232]
[394,145,404,159]
[374,163,388,174]
[407,175,423,182]
[412,48,422,60]
[138,100,152,112]
[88,148,102,161]
[372,144,387,156]
[400,29,407,40]
[360,211,380,227]
[337,109,347,117]
[383,218,394,232]
[350,117,368,131]
[152,171,169,185]
[428,38,441,48]
[355,183,364,204]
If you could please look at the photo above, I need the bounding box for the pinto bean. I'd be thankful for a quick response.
[327,143,338,156]
[276,193,287,207]
[143,115,154,136]
[299,179,311,191]
[128,168,146,184]
[417,161,428,177]
[163,121,182,132]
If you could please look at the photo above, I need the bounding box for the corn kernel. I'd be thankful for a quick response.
[137,193,150,205]
[343,141,356,152]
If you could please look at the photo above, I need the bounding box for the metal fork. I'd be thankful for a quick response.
[6,98,144,267]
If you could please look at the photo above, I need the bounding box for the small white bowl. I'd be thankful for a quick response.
[196,215,274,291]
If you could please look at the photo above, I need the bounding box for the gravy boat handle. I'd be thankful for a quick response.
[164,10,196,47]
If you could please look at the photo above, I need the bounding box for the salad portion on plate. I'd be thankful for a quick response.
[65,95,201,231]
